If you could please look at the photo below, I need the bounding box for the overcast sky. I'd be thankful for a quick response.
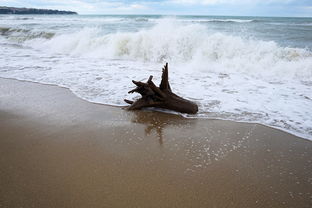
[1,0,312,16]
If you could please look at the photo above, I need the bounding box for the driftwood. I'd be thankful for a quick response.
[124,63,198,114]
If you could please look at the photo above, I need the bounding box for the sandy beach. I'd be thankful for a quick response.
[0,77,311,208]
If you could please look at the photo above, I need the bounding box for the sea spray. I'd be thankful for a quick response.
[24,19,312,80]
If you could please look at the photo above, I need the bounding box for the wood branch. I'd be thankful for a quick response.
[124,99,134,104]
[159,63,171,92]
[124,63,198,114]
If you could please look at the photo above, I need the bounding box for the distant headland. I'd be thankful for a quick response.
[0,6,77,15]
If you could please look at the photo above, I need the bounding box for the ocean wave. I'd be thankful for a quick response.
[25,19,312,80]
[187,19,255,23]
[0,26,54,41]
[6,17,35,20]
[134,17,149,22]
[268,22,312,26]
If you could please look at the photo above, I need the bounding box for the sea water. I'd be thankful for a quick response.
[0,15,311,140]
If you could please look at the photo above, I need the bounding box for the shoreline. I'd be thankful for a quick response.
[2,76,310,141]
[1,77,312,207]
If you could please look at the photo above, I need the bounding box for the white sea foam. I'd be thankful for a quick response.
[1,18,312,140]
[26,19,312,80]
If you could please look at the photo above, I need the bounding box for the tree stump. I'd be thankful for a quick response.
[124,63,198,114]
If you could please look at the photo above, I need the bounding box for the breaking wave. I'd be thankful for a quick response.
[0,27,54,41]
[24,19,312,81]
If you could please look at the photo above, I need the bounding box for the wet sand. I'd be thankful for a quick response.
[0,78,311,208]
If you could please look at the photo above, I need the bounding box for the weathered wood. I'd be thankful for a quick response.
[124,63,198,114]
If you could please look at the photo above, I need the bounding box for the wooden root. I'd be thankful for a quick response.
[124,63,198,114]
